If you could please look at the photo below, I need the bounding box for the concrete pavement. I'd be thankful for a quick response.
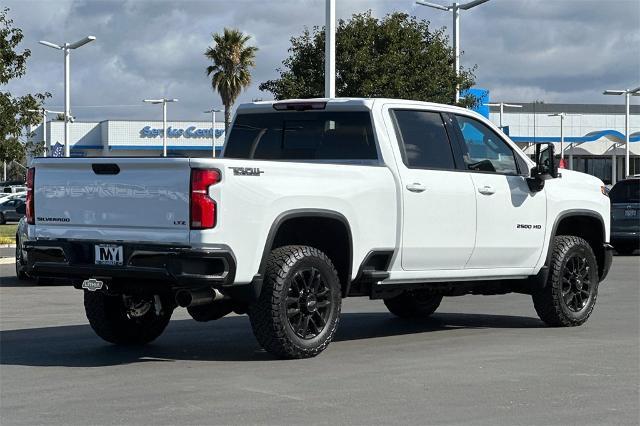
[1,257,638,425]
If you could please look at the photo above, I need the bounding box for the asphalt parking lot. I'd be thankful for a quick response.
[0,255,638,426]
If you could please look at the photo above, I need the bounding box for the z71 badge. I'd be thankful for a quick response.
[230,167,264,176]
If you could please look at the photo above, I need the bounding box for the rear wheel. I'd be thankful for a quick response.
[532,236,599,327]
[15,237,29,281]
[248,245,342,359]
[84,291,174,345]
[384,291,443,318]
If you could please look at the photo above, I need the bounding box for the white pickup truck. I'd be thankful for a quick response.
[23,98,613,359]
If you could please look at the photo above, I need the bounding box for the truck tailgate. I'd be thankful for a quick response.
[33,158,192,244]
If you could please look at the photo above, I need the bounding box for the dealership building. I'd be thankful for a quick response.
[30,120,226,158]
[488,102,640,184]
[29,101,639,184]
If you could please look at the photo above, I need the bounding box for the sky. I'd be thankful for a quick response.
[3,0,640,122]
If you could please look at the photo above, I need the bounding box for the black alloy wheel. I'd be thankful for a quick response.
[561,254,593,312]
[285,267,333,339]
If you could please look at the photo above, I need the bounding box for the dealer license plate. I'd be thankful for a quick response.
[95,244,123,266]
[625,209,637,218]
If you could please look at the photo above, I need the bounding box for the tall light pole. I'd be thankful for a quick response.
[39,36,96,157]
[204,108,222,158]
[27,108,64,157]
[416,0,490,103]
[325,0,336,98]
[549,112,581,170]
[143,98,178,157]
[485,102,522,130]
[603,86,640,178]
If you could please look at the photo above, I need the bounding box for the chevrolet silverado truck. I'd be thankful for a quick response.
[23,98,613,359]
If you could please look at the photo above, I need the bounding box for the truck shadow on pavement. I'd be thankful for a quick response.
[0,312,543,367]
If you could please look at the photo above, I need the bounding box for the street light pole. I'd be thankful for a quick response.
[204,108,222,158]
[549,112,580,169]
[603,87,640,178]
[548,113,567,169]
[143,98,178,157]
[452,3,459,98]
[416,0,490,103]
[39,36,96,157]
[325,0,336,98]
[485,102,522,130]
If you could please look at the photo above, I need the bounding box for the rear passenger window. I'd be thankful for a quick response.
[393,110,456,170]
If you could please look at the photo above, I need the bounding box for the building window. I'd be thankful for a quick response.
[574,157,612,184]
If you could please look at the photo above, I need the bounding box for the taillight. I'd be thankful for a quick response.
[190,169,220,229]
[26,167,35,224]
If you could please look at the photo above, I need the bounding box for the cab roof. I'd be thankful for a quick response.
[237,97,477,116]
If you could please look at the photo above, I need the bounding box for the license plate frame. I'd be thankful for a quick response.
[95,244,124,266]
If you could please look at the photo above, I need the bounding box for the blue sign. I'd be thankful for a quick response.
[140,126,224,139]
[461,88,490,118]
[51,142,64,157]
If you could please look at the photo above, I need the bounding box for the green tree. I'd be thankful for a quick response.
[0,7,50,171]
[260,11,477,108]
[205,28,258,132]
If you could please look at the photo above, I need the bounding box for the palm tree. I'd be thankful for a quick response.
[205,28,258,133]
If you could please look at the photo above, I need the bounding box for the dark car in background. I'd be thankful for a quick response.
[0,195,26,224]
[610,177,640,255]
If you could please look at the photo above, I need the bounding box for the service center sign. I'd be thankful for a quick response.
[139,126,224,139]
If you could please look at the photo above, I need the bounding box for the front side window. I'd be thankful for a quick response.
[454,115,518,175]
[224,111,378,162]
[393,110,456,170]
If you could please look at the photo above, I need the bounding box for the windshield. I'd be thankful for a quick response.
[609,179,640,203]
[224,111,378,162]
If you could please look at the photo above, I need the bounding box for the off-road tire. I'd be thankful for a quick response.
[248,245,342,359]
[384,291,443,318]
[84,291,173,345]
[532,236,599,327]
[15,237,28,281]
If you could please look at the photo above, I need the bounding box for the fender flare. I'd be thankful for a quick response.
[545,209,606,264]
[532,209,607,288]
[252,208,354,293]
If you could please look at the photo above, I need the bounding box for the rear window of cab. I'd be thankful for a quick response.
[223,111,378,162]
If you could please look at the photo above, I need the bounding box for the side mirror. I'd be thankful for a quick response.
[15,204,26,215]
[527,143,558,192]
[535,143,558,179]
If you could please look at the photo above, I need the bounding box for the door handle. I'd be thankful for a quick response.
[406,182,427,193]
[478,185,495,195]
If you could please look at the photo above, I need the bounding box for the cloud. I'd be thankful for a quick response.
[3,0,639,122]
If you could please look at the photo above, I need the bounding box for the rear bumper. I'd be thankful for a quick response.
[23,239,236,288]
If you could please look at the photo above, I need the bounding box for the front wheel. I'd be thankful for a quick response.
[532,236,599,327]
[84,291,174,345]
[248,245,342,359]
